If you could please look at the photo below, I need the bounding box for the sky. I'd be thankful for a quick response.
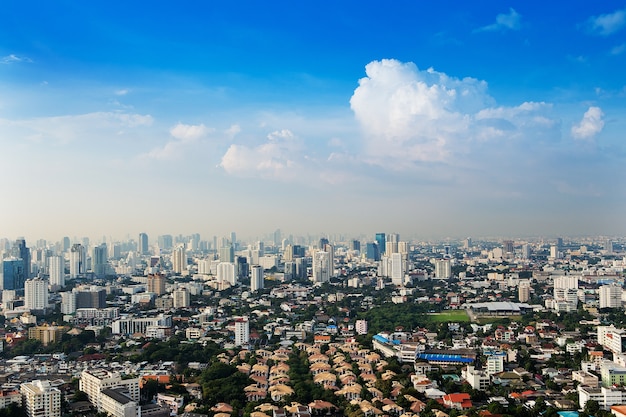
[1,1,625,242]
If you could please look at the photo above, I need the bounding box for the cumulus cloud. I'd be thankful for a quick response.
[349,59,559,168]
[115,89,129,96]
[0,111,153,144]
[142,123,213,160]
[476,8,522,32]
[224,124,241,139]
[610,43,626,55]
[1,54,32,64]
[571,106,604,140]
[220,129,304,180]
[585,8,626,36]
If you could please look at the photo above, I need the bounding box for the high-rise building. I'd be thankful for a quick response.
[217,262,236,285]
[600,284,623,309]
[157,235,173,250]
[14,238,31,278]
[1,258,25,291]
[172,287,190,308]
[25,278,48,310]
[250,265,264,292]
[434,259,451,279]
[518,281,531,303]
[503,240,514,254]
[79,369,140,412]
[60,291,76,314]
[283,245,294,262]
[350,240,361,252]
[69,244,86,278]
[391,253,405,286]
[74,286,106,309]
[62,237,70,252]
[355,320,368,335]
[312,251,331,283]
[147,274,166,296]
[172,245,186,274]
[375,233,386,255]
[366,242,380,261]
[234,317,250,346]
[138,233,149,255]
[219,244,234,263]
[48,256,65,290]
[91,244,108,278]
[21,380,61,417]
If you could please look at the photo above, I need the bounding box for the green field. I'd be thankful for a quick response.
[429,310,470,322]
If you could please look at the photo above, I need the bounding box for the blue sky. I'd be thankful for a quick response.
[1,1,625,241]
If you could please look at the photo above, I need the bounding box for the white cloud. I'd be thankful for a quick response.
[349,59,559,169]
[585,8,626,36]
[476,8,521,32]
[571,106,604,140]
[1,54,32,64]
[141,123,213,160]
[224,124,241,139]
[0,111,153,144]
[169,123,212,141]
[115,89,129,96]
[220,129,305,180]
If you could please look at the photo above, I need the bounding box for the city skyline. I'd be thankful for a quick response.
[1,2,625,239]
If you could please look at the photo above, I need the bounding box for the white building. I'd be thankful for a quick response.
[578,385,626,410]
[111,314,172,336]
[598,326,626,354]
[25,278,48,310]
[235,317,250,346]
[79,369,140,412]
[217,262,236,285]
[100,388,139,417]
[312,251,331,283]
[600,284,623,309]
[462,366,490,391]
[434,259,451,279]
[20,380,61,417]
[172,245,186,274]
[250,265,264,292]
[391,253,405,286]
[355,320,368,335]
[60,291,76,315]
[48,256,64,288]
[486,353,505,376]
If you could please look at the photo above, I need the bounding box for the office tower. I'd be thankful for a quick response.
[312,251,331,283]
[217,262,236,285]
[231,232,237,250]
[294,258,306,280]
[235,256,248,280]
[147,274,166,295]
[521,244,531,259]
[292,245,305,258]
[350,240,361,252]
[172,287,190,308]
[387,233,399,254]
[366,242,380,261]
[600,284,623,309]
[503,240,514,254]
[234,317,250,346]
[219,244,234,263]
[21,380,61,417]
[375,233,386,255]
[62,237,70,252]
[14,238,31,278]
[434,259,451,279]
[391,253,405,285]
[157,235,173,250]
[256,241,264,256]
[550,245,560,259]
[319,237,329,249]
[398,241,408,257]
[92,244,108,278]
[323,243,335,278]
[605,238,614,254]
[108,243,121,259]
[172,245,186,274]
[518,281,531,303]
[553,275,579,311]
[556,237,564,249]
[25,278,48,310]
[251,265,264,292]
[138,233,149,255]
[48,255,64,288]
[2,258,25,291]
[69,244,86,278]
[273,229,281,246]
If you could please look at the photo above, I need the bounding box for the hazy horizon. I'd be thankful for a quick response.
[2,2,625,240]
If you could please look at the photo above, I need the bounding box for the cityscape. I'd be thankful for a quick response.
[0,232,625,417]
[2,1,626,417]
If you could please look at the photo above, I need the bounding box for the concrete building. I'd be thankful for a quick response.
[48,255,64,288]
[250,265,264,292]
[100,388,139,417]
[235,317,250,346]
[20,380,61,417]
[24,278,48,311]
[434,259,451,279]
[600,284,623,309]
[79,369,140,412]
[172,287,190,309]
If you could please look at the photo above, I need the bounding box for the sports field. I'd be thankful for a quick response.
[429,310,470,322]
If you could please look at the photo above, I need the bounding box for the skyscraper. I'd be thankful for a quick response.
[312,250,331,283]
[48,255,65,289]
[375,233,386,255]
[2,258,25,291]
[69,244,86,278]
[366,242,380,261]
[91,244,108,278]
[14,238,31,278]
[234,317,250,346]
[172,245,186,274]
[138,233,149,255]
[219,244,234,263]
